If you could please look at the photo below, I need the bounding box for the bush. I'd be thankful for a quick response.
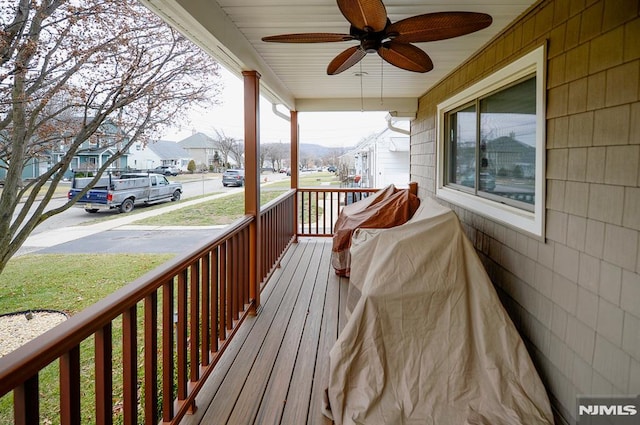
[512,165,523,178]
[187,159,196,173]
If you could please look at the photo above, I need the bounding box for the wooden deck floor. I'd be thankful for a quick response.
[182,238,347,425]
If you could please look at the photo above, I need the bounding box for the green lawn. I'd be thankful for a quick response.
[132,189,288,226]
[0,253,175,424]
[0,254,173,314]
[266,172,341,189]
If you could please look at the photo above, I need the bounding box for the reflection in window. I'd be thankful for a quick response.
[447,104,476,190]
[480,77,536,205]
[445,76,536,211]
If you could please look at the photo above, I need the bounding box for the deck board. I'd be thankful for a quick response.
[182,238,344,425]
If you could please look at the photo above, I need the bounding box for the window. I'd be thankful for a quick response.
[437,45,546,237]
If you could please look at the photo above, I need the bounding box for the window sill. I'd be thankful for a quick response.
[436,186,543,238]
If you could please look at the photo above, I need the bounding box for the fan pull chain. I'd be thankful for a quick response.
[359,61,364,112]
[380,58,384,105]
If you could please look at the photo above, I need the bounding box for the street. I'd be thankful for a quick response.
[11,172,289,255]
[14,174,240,236]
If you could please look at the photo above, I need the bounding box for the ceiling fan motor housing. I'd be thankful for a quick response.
[350,21,394,53]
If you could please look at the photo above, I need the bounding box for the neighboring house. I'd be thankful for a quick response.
[341,128,410,188]
[0,156,50,183]
[177,132,218,169]
[0,118,129,182]
[127,140,192,171]
[50,119,129,179]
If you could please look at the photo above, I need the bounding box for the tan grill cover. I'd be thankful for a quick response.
[331,185,420,277]
[325,198,553,425]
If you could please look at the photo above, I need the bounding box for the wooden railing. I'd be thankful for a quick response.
[259,189,296,287]
[297,187,380,236]
[0,186,409,423]
[0,191,296,425]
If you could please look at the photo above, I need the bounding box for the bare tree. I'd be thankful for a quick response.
[262,142,288,172]
[212,128,242,168]
[0,0,221,274]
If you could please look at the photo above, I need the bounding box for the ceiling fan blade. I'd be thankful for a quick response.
[378,42,433,73]
[262,33,354,43]
[327,46,367,75]
[387,12,492,43]
[337,0,387,32]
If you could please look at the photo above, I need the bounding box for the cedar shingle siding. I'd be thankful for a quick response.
[410,1,640,423]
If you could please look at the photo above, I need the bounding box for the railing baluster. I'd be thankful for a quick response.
[211,247,219,352]
[226,239,234,329]
[299,190,304,233]
[122,306,137,425]
[219,244,227,338]
[237,232,243,316]
[239,228,246,309]
[313,191,318,235]
[144,293,158,424]
[330,191,335,233]
[177,269,188,402]
[162,279,174,422]
[60,345,81,425]
[322,192,327,234]
[201,253,211,366]
[95,324,113,425]
[260,212,265,280]
[190,260,200,384]
[14,375,38,425]
[230,237,238,322]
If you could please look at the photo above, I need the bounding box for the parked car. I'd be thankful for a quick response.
[461,172,496,191]
[222,169,245,187]
[327,165,337,172]
[154,165,179,176]
[68,172,182,213]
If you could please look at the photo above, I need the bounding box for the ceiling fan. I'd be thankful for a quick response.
[262,0,492,75]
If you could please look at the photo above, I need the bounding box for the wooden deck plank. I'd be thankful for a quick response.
[183,239,345,425]
[202,241,314,422]
[194,240,318,423]
[226,240,326,424]
[303,253,344,425]
[181,238,312,425]
[256,239,335,425]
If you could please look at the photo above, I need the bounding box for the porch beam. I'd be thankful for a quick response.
[243,70,261,315]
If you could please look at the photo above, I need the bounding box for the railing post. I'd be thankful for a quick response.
[291,110,299,242]
[14,375,39,425]
[243,70,261,315]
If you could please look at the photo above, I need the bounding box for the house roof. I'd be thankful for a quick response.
[148,140,191,159]
[177,132,216,149]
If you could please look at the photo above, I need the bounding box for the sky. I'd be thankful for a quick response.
[162,67,393,148]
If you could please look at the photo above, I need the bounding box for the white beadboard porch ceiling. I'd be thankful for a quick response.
[140,0,537,114]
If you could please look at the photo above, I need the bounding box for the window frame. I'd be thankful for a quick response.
[436,44,546,238]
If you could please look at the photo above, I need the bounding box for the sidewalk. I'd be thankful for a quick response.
[18,188,244,254]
